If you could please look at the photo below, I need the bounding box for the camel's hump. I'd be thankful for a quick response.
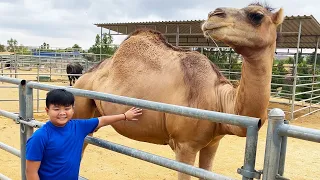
[124,28,189,52]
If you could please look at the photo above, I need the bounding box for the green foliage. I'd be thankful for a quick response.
[72,44,81,49]
[306,51,320,65]
[88,33,117,61]
[271,60,288,92]
[7,38,18,52]
[40,42,50,50]
[16,45,31,55]
[0,44,5,52]
[5,38,31,54]
[285,53,304,64]
[205,48,242,80]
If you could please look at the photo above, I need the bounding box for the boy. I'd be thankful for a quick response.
[25,89,142,180]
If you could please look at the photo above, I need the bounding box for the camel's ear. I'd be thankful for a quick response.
[272,8,284,25]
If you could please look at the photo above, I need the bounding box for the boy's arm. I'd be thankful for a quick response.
[96,107,142,130]
[26,160,41,180]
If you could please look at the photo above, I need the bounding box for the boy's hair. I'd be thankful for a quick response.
[46,89,75,108]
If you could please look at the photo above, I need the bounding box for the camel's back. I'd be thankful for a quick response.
[93,29,228,107]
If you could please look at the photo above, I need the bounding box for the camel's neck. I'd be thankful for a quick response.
[220,45,275,136]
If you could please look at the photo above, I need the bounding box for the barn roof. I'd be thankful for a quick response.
[95,15,320,49]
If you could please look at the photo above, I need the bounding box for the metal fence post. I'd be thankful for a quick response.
[19,80,34,180]
[15,54,18,78]
[262,108,285,180]
[20,80,33,180]
[238,126,260,180]
[278,120,289,177]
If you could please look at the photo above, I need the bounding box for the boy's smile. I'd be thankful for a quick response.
[45,104,74,127]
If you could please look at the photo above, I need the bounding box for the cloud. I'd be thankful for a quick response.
[0,0,319,49]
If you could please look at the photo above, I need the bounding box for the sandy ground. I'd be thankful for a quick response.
[0,70,320,180]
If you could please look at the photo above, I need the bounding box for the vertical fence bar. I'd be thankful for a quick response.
[240,126,259,180]
[19,80,34,180]
[100,27,102,62]
[1,60,3,77]
[37,49,40,112]
[49,57,52,81]
[15,54,18,78]
[85,59,89,72]
[262,108,285,180]
[19,80,26,180]
[10,56,12,78]
[176,25,180,47]
[290,21,302,120]
[228,48,232,80]
[309,37,319,112]
[278,120,289,176]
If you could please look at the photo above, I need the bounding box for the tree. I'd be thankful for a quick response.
[205,48,242,80]
[306,51,320,66]
[7,38,18,52]
[286,53,304,64]
[0,44,5,52]
[72,44,81,49]
[16,44,31,54]
[88,33,117,61]
[41,42,49,50]
[72,44,82,52]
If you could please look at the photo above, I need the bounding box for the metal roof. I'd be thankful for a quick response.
[95,15,320,49]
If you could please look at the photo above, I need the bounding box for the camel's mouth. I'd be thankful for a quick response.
[201,21,232,34]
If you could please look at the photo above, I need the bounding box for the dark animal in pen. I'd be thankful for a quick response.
[66,62,84,86]
[5,62,11,68]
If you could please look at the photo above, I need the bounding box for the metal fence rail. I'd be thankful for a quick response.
[1,76,259,180]
[27,78,260,180]
[1,76,320,180]
[263,108,320,180]
[0,108,234,180]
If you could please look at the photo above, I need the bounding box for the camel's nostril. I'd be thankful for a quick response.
[208,8,226,18]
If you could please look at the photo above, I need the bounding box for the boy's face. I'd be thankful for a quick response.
[45,104,74,127]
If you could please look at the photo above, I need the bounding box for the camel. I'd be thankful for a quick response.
[72,3,283,179]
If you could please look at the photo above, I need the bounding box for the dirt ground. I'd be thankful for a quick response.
[0,70,319,180]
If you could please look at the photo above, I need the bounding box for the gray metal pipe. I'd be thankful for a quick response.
[291,20,302,120]
[21,120,44,128]
[85,136,233,180]
[0,142,21,157]
[19,81,28,180]
[310,37,319,112]
[0,76,23,85]
[26,81,260,128]
[262,108,285,180]
[241,126,259,180]
[0,110,19,121]
[278,120,289,176]
[0,173,11,180]
[279,124,320,143]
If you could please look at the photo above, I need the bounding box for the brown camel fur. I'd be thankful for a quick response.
[73,3,284,180]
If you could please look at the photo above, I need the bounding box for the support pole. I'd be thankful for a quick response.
[239,126,260,180]
[290,21,302,120]
[19,80,34,180]
[278,120,289,176]
[100,27,102,62]
[309,37,319,112]
[262,108,285,180]
[176,25,179,47]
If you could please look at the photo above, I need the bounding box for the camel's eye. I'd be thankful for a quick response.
[248,12,264,25]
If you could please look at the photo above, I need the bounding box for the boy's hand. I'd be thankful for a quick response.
[124,107,143,121]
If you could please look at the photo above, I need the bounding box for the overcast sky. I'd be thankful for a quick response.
[0,0,319,49]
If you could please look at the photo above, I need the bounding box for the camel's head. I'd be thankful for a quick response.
[202,3,283,54]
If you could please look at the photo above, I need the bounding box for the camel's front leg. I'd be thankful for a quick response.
[198,137,223,180]
[175,144,198,180]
